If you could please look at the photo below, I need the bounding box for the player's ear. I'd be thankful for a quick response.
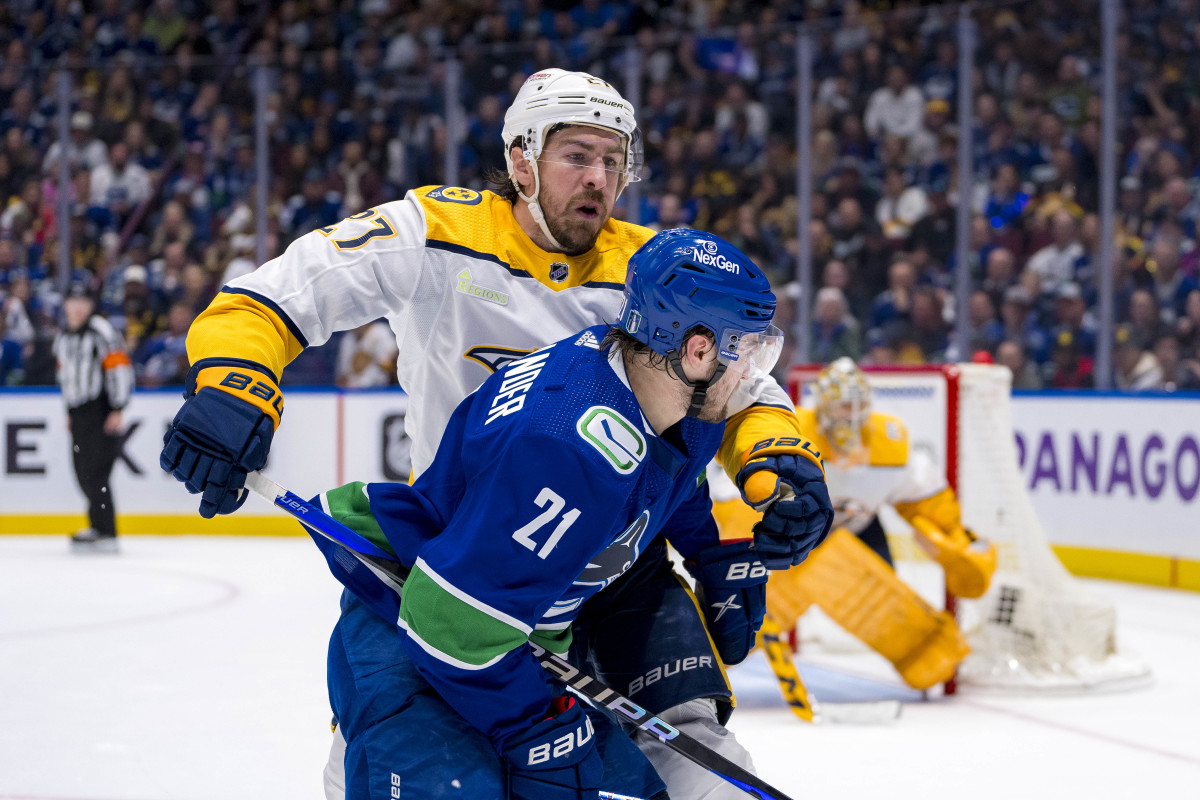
[681,332,716,371]
[511,146,534,194]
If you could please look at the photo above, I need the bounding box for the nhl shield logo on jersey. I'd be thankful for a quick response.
[427,186,482,205]
[549,262,569,282]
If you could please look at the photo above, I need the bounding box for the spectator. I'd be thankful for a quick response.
[810,286,862,363]
[333,140,384,216]
[1153,331,1200,390]
[999,285,1051,364]
[875,167,929,244]
[1050,281,1098,357]
[996,340,1043,389]
[335,320,398,388]
[42,111,108,174]
[1147,233,1199,323]
[907,286,950,361]
[982,247,1018,310]
[107,264,165,354]
[1026,210,1084,296]
[135,300,193,387]
[1112,323,1163,391]
[864,64,925,144]
[828,196,874,275]
[281,167,342,244]
[1176,288,1200,357]
[908,179,955,268]
[142,0,187,54]
[870,258,917,331]
[90,141,152,225]
[1126,288,1166,348]
[1046,331,1095,389]
[965,289,1004,355]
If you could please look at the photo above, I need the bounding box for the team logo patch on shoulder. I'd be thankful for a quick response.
[574,331,600,349]
[577,406,645,475]
[465,345,533,373]
[427,186,482,205]
[456,268,509,306]
[549,262,569,282]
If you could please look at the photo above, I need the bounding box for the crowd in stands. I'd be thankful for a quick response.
[2,0,1200,392]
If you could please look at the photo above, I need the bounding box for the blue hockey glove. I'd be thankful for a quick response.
[160,358,282,518]
[686,542,768,665]
[503,696,603,800]
[738,452,834,570]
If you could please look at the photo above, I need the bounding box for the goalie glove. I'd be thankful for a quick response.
[894,487,997,599]
[686,542,768,665]
[736,440,834,570]
[909,517,997,599]
[502,696,603,800]
[160,358,282,518]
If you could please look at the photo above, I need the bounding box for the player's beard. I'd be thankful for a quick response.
[693,371,740,423]
[544,189,609,255]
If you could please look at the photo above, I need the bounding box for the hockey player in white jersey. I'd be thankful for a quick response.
[160,69,833,798]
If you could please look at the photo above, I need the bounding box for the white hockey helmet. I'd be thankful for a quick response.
[502,68,643,249]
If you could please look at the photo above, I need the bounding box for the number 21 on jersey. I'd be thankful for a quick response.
[513,487,580,559]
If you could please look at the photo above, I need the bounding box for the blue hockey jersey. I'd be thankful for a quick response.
[310,324,725,752]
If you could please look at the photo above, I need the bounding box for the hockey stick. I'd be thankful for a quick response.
[244,471,796,800]
[758,618,902,725]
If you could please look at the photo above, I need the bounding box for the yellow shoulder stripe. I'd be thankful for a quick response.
[417,186,653,292]
[187,291,305,380]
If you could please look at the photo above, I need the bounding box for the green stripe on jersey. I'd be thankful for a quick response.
[530,625,573,655]
[399,564,528,668]
[321,482,395,557]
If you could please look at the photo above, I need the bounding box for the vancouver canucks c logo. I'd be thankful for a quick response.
[578,510,652,589]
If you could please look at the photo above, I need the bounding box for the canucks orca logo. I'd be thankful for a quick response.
[578,510,651,590]
[428,186,482,205]
[549,262,569,282]
[464,345,534,373]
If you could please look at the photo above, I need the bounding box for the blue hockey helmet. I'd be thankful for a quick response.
[619,228,782,382]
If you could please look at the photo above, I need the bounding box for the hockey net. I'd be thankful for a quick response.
[787,363,1150,692]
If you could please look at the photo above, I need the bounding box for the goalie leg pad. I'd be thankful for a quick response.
[769,529,969,689]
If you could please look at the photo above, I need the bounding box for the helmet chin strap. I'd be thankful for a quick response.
[514,137,630,254]
[517,157,568,252]
[666,351,728,418]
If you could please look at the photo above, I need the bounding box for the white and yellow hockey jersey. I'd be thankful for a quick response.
[187,186,804,478]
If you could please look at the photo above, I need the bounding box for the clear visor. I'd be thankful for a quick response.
[531,128,644,184]
[720,323,784,380]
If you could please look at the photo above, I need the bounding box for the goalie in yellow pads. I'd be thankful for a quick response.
[714,357,997,691]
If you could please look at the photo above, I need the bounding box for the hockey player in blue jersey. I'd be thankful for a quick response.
[303,228,807,798]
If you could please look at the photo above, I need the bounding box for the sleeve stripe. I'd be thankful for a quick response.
[397,617,508,671]
[102,351,131,369]
[413,556,532,635]
[220,285,311,349]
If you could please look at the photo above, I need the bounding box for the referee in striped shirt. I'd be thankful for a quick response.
[55,283,133,552]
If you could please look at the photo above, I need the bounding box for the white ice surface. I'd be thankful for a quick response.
[1,535,1197,800]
